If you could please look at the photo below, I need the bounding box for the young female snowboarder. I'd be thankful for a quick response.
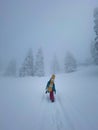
[45,74,56,102]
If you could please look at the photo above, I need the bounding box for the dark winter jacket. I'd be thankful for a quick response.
[46,80,56,93]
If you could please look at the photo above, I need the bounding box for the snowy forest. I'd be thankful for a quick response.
[0,7,98,77]
[0,5,98,77]
[0,1,98,130]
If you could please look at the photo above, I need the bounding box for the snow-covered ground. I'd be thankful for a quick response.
[0,66,98,130]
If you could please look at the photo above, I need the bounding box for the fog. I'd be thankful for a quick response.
[0,0,98,73]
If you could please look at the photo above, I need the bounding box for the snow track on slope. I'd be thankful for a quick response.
[56,95,75,130]
[37,92,75,130]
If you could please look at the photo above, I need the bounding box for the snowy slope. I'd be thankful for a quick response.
[0,66,98,130]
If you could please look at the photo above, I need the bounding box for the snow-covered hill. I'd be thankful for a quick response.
[0,66,98,130]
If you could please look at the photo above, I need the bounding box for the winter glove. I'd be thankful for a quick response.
[45,91,47,94]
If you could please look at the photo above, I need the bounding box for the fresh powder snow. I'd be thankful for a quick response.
[0,66,98,130]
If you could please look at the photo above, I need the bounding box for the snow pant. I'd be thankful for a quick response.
[50,91,54,102]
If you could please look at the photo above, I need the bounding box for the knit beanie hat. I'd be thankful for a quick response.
[51,74,55,79]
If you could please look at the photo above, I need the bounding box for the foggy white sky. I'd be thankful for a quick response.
[0,0,98,71]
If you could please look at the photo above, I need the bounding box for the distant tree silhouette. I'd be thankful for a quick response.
[51,54,60,74]
[34,47,45,76]
[19,49,34,77]
[64,52,77,73]
[92,7,98,64]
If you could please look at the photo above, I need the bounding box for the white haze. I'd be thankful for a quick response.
[0,0,98,73]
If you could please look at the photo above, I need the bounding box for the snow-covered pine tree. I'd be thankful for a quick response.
[64,52,77,73]
[4,59,17,77]
[93,7,98,64]
[34,48,45,76]
[90,41,96,64]
[51,54,60,74]
[19,49,34,77]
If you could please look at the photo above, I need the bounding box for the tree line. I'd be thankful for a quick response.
[0,7,98,77]
[1,48,77,77]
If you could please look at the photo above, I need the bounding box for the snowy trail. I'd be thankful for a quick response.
[52,95,74,130]
[0,66,98,130]
[56,95,75,130]
[36,89,75,130]
[36,71,98,130]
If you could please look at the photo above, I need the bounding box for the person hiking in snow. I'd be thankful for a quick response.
[45,74,56,102]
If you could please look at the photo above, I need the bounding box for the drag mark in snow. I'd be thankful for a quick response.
[52,105,67,130]
[56,95,75,130]
[38,93,75,130]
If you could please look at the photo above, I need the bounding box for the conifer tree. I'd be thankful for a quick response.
[19,49,34,77]
[64,52,77,73]
[34,48,45,76]
[93,7,98,64]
